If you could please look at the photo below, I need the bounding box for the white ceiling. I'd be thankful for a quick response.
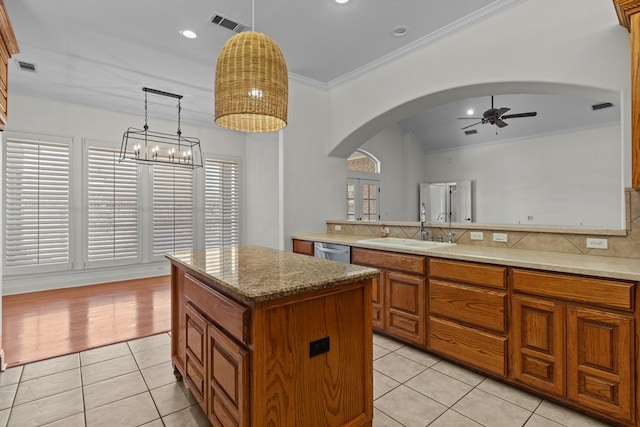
[4,0,621,152]
[400,93,621,153]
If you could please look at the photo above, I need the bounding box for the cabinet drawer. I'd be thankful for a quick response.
[512,269,634,311]
[429,317,507,377]
[352,247,426,274]
[429,280,507,333]
[429,258,506,289]
[292,239,314,256]
[184,273,250,344]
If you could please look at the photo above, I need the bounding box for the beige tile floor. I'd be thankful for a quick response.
[372,334,612,427]
[0,332,614,427]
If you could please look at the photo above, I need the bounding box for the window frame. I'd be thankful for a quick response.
[2,132,244,279]
[82,139,142,269]
[204,157,241,248]
[3,132,74,276]
[347,149,381,222]
[347,178,380,221]
[150,162,196,262]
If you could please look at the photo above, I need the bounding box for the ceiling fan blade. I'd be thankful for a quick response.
[501,112,537,119]
[457,117,483,120]
[461,121,482,130]
[496,107,510,116]
[495,119,508,128]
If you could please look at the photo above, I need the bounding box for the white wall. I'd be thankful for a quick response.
[245,132,280,249]
[423,125,622,227]
[357,124,425,220]
[282,80,343,250]
[327,0,632,187]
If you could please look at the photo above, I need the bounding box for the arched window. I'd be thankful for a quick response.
[346,150,380,221]
[346,149,380,174]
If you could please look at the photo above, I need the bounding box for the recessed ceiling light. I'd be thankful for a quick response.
[334,0,350,3]
[466,109,474,116]
[180,29,198,39]
[392,26,409,37]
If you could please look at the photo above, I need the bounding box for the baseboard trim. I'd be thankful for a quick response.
[2,262,170,295]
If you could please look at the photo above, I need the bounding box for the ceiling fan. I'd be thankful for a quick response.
[458,96,537,130]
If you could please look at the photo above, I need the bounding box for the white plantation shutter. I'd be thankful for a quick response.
[205,159,239,248]
[87,147,139,264]
[5,138,71,272]
[153,164,194,257]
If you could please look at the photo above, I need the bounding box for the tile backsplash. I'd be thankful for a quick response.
[327,189,640,259]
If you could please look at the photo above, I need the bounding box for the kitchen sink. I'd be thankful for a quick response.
[357,237,455,250]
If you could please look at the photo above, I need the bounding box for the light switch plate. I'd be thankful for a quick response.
[493,232,508,243]
[470,231,484,240]
[334,225,342,231]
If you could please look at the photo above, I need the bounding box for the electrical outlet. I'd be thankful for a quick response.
[334,225,342,231]
[493,232,508,243]
[470,231,484,240]
[309,336,330,358]
[586,238,608,249]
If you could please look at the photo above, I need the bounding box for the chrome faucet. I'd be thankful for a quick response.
[419,203,428,241]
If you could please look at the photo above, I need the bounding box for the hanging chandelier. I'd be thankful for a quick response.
[214,4,288,133]
[120,87,203,168]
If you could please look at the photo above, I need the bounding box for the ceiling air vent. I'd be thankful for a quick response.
[210,13,250,33]
[15,60,37,73]
[592,102,614,111]
[464,129,478,135]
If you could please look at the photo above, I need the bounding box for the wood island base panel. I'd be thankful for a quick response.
[167,246,379,427]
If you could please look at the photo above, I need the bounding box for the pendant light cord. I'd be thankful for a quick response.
[144,91,149,132]
[177,99,182,153]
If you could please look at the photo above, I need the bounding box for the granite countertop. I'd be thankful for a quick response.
[166,246,378,303]
[292,233,640,281]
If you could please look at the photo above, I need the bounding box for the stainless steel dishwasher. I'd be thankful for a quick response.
[314,242,351,263]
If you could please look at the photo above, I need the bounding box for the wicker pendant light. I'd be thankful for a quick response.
[214,31,288,132]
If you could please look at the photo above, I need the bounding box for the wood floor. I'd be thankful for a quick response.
[2,275,171,368]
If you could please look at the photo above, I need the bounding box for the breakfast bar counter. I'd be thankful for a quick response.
[167,246,378,427]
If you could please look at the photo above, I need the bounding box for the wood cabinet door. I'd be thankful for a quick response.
[208,324,250,427]
[567,306,634,424]
[184,303,207,406]
[385,271,425,346]
[512,295,565,397]
[371,271,385,331]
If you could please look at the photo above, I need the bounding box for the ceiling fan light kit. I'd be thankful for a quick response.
[458,95,537,132]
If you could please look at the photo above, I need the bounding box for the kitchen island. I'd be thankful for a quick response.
[166,246,378,427]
